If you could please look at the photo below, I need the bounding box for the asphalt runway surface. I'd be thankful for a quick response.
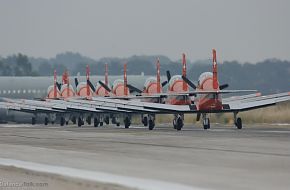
[0,123,289,190]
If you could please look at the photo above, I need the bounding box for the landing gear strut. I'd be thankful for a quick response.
[234,112,242,129]
[124,116,131,128]
[173,114,184,131]
[148,114,155,130]
[44,117,48,126]
[202,114,210,130]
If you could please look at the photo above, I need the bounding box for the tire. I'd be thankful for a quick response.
[236,117,242,129]
[176,117,183,131]
[71,117,76,124]
[124,117,130,129]
[203,118,209,130]
[60,117,65,126]
[94,118,99,127]
[86,116,92,125]
[100,122,103,127]
[207,119,211,129]
[105,116,110,125]
[148,119,155,130]
[44,117,48,126]
[78,117,82,127]
[32,117,36,125]
[143,116,148,127]
[116,122,120,127]
[173,120,177,129]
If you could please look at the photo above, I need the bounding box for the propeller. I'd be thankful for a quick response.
[74,78,79,88]
[98,81,111,92]
[161,81,168,87]
[166,70,171,82]
[87,80,96,92]
[181,76,197,89]
[219,84,229,90]
[127,84,142,93]
[55,82,61,91]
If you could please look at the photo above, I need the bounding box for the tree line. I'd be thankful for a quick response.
[0,52,289,94]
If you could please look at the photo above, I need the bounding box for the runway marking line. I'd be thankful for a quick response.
[0,158,205,190]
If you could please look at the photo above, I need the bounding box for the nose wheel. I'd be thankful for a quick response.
[202,114,210,130]
[234,112,243,129]
[173,114,184,131]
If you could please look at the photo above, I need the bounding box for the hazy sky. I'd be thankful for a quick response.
[0,0,289,62]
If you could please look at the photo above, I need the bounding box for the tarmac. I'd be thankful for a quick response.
[0,123,289,190]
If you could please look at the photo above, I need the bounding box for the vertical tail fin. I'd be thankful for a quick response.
[182,53,188,91]
[156,58,161,93]
[86,65,90,96]
[212,49,218,89]
[105,63,109,96]
[54,70,57,98]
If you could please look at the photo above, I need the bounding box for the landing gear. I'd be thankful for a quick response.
[71,116,76,124]
[202,114,210,130]
[86,116,92,125]
[173,114,184,131]
[104,116,110,125]
[142,116,148,127]
[44,117,48,125]
[124,116,131,128]
[94,117,99,127]
[60,117,65,126]
[77,117,83,127]
[148,114,155,130]
[32,117,36,125]
[234,112,242,129]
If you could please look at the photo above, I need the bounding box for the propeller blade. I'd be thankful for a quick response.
[127,84,142,93]
[56,82,61,91]
[166,70,171,82]
[181,76,196,89]
[98,81,111,92]
[219,84,229,90]
[87,80,96,92]
[74,78,79,88]
[161,81,168,87]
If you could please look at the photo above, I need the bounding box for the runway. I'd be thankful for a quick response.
[0,123,289,190]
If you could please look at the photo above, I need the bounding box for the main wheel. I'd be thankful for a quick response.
[173,120,177,129]
[94,118,99,127]
[77,117,83,127]
[124,117,130,129]
[60,117,65,126]
[143,116,148,127]
[86,116,92,125]
[236,117,242,129]
[148,119,155,130]
[116,122,120,127]
[176,117,183,131]
[104,116,110,125]
[44,117,48,125]
[71,117,76,124]
[100,122,103,127]
[203,118,209,130]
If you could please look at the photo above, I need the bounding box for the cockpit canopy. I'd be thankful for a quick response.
[112,79,124,89]
[168,75,182,87]
[144,77,157,88]
[198,72,212,86]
